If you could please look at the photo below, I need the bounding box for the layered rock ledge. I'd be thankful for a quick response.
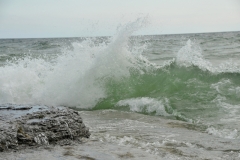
[0,105,90,152]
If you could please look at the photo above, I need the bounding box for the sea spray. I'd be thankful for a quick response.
[176,39,212,71]
[176,39,240,73]
[0,18,150,108]
[116,97,169,116]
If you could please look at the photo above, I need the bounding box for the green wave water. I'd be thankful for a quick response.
[93,61,240,122]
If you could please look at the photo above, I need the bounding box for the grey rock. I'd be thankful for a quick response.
[0,105,90,152]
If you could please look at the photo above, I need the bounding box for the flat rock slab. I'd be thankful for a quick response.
[0,105,90,152]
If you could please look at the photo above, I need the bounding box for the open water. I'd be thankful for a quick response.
[1,20,240,159]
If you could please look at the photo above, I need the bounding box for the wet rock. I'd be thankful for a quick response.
[0,105,90,152]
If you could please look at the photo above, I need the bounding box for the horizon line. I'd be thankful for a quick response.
[0,30,239,40]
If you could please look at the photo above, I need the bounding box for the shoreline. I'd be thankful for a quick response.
[1,107,240,159]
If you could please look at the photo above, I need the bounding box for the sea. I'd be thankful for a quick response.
[1,21,240,159]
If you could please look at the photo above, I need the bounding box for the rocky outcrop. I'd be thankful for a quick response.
[0,105,90,152]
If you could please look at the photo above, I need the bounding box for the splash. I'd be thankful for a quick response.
[0,18,150,108]
[176,39,212,71]
[116,97,170,116]
[206,127,239,139]
[176,39,240,73]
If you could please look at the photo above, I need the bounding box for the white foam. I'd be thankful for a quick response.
[217,59,240,73]
[116,97,169,116]
[176,39,240,74]
[176,39,212,71]
[99,134,198,157]
[206,127,239,139]
[211,79,240,100]
[0,19,149,108]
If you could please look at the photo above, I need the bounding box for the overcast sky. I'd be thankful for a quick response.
[0,0,240,38]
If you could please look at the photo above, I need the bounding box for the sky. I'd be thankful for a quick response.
[0,0,240,38]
